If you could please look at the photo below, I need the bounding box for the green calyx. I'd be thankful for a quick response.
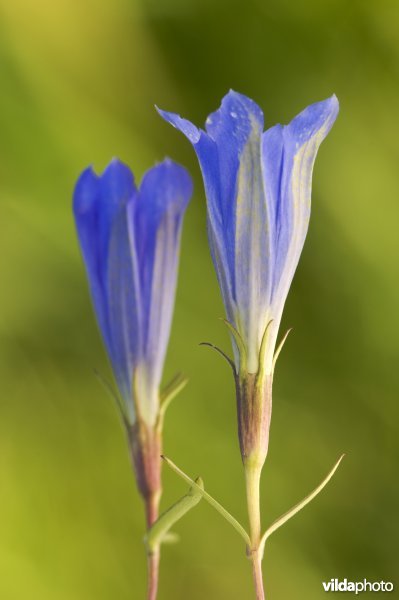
[157,372,188,432]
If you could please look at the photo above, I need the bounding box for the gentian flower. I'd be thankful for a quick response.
[158,91,338,467]
[73,158,192,526]
[158,92,339,600]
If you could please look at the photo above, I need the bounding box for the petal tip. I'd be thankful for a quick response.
[157,106,201,144]
[99,159,136,201]
[286,94,339,147]
[73,166,99,215]
[140,159,193,207]
[206,90,264,139]
[329,93,340,116]
[102,157,132,179]
[322,94,339,118]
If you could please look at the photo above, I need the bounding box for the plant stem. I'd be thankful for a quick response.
[245,463,265,600]
[250,551,265,600]
[245,464,262,546]
[147,550,160,600]
[128,421,162,600]
[145,492,161,600]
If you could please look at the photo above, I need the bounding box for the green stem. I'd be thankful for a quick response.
[245,464,262,546]
[245,463,265,600]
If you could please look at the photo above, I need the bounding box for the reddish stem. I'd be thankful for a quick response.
[144,470,162,600]
[147,548,160,600]
[129,421,162,600]
[250,551,265,600]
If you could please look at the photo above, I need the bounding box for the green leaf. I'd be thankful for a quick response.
[145,476,204,554]
[259,454,345,558]
[162,455,251,547]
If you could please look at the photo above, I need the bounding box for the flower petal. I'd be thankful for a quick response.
[134,160,192,404]
[159,92,272,371]
[105,201,141,421]
[264,96,339,306]
[73,160,138,416]
[155,107,202,143]
[73,167,103,328]
[260,95,339,369]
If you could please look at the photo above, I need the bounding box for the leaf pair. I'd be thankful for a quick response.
[157,454,345,557]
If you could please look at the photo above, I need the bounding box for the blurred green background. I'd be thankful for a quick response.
[0,0,398,598]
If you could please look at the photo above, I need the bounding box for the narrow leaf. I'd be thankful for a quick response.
[145,476,204,553]
[162,455,251,547]
[259,454,345,558]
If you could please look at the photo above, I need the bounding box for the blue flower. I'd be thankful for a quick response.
[158,91,339,377]
[73,158,192,427]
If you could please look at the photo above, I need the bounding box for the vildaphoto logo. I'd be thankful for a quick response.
[322,579,394,594]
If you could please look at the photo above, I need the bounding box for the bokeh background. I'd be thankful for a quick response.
[0,0,398,598]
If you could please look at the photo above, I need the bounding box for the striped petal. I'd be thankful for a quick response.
[261,95,339,371]
[159,92,273,372]
[73,160,137,362]
[133,160,192,423]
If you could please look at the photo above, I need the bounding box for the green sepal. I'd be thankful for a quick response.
[272,327,293,373]
[158,372,188,431]
[257,320,273,380]
[199,342,236,374]
[221,318,247,375]
[93,369,130,428]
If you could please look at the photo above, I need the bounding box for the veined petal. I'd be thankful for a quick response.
[87,160,136,271]
[73,159,138,419]
[106,200,141,422]
[133,160,192,423]
[73,161,137,348]
[260,96,339,370]
[204,91,264,236]
[73,167,107,339]
[157,106,234,316]
[157,107,222,241]
[213,93,271,372]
